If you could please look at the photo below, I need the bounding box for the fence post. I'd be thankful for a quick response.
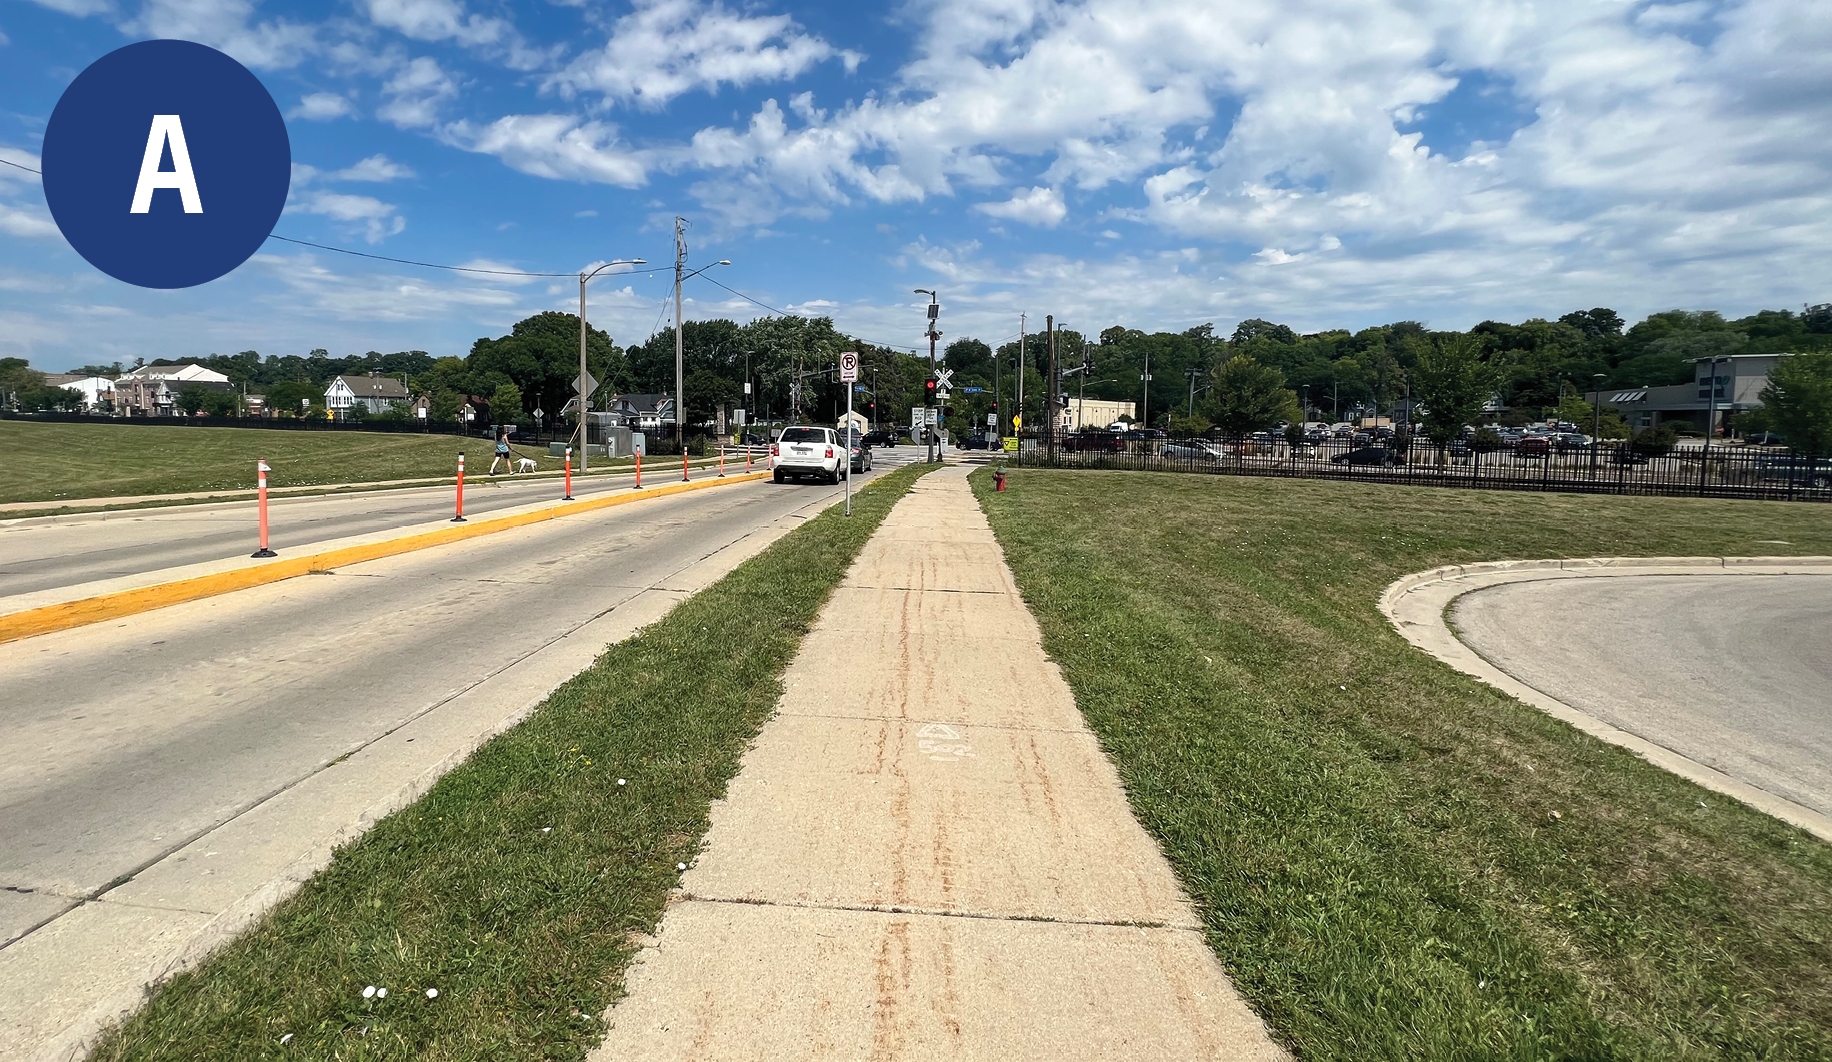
[563,447,573,500]
[452,452,467,522]
[251,460,277,557]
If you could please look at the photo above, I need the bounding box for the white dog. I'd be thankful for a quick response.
[515,457,538,474]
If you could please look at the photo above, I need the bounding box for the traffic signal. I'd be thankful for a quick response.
[943,405,955,417]
[924,379,936,403]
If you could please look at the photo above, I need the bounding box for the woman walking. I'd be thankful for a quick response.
[489,425,514,475]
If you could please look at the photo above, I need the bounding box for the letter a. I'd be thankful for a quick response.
[129,115,203,214]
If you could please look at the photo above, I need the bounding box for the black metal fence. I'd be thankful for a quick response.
[1008,436,1832,503]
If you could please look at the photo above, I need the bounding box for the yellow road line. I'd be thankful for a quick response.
[0,471,771,646]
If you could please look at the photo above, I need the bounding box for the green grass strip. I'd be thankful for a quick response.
[972,468,1832,1062]
[91,461,936,1062]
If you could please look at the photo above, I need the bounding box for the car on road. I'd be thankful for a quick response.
[1744,432,1786,447]
[1330,446,1401,467]
[772,425,846,483]
[863,428,896,447]
[1063,430,1122,452]
[957,432,995,450]
[1754,454,1832,488]
[846,430,874,473]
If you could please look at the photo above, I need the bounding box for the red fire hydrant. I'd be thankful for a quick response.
[993,468,1007,491]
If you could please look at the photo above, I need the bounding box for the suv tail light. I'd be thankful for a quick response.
[825,447,834,458]
[771,444,779,456]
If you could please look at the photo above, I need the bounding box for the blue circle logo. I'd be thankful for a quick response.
[42,40,291,290]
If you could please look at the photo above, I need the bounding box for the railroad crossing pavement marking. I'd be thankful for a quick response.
[587,465,1286,1061]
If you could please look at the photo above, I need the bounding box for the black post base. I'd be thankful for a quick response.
[251,548,277,558]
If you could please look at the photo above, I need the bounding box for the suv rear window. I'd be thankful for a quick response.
[780,427,826,443]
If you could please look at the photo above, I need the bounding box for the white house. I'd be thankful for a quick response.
[326,373,411,415]
[42,374,117,412]
[116,363,231,415]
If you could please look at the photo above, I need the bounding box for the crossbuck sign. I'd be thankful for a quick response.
[933,367,954,394]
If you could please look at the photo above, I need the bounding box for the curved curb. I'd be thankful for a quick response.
[1380,556,1832,843]
[0,471,770,646]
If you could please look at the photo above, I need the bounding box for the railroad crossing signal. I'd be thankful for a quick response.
[933,367,954,392]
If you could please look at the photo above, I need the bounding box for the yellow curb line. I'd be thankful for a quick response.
[0,471,772,646]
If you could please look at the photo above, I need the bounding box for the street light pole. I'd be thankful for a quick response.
[578,257,646,473]
[1700,356,1725,494]
[1017,313,1027,445]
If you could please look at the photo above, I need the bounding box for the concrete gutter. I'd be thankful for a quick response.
[1380,555,1832,842]
[0,471,769,646]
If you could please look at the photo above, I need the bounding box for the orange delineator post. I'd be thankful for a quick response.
[745,447,752,473]
[633,451,643,490]
[563,447,574,500]
[452,452,467,522]
[251,460,276,558]
[718,447,725,477]
[682,448,690,482]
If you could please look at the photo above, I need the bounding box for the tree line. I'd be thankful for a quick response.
[10,302,1830,451]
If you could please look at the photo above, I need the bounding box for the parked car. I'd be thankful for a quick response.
[1755,454,1832,488]
[1330,446,1400,466]
[863,428,896,447]
[957,432,994,450]
[772,425,846,483]
[1164,441,1221,461]
[1744,432,1786,447]
[1062,430,1122,452]
[1517,436,1552,457]
[1552,433,1592,452]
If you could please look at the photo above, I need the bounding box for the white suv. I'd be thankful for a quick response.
[773,425,847,483]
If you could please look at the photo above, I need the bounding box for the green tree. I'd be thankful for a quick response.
[1410,335,1500,448]
[489,382,525,425]
[1760,352,1832,454]
[266,380,320,416]
[1201,355,1298,436]
[176,385,237,417]
[943,338,993,380]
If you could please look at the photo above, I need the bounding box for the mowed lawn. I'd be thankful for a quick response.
[972,469,1832,1062]
[4,421,542,504]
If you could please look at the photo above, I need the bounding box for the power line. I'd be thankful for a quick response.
[264,234,668,279]
[0,157,40,174]
[694,274,923,354]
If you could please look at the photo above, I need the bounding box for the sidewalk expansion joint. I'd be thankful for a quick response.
[681,893,1196,932]
[852,585,1009,595]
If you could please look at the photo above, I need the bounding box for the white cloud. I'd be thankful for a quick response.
[575,209,598,217]
[549,0,859,109]
[289,192,407,243]
[21,0,112,16]
[291,92,354,121]
[378,56,457,128]
[444,114,651,186]
[0,203,59,239]
[973,186,1066,227]
[359,0,549,69]
[331,154,416,182]
[126,0,317,70]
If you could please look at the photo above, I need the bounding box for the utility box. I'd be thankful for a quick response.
[631,432,647,457]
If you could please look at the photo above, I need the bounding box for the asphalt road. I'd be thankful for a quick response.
[0,461,726,600]
[1451,574,1832,817]
[0,467,911,952]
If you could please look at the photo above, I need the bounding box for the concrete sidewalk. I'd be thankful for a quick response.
[590,466,1283,1060]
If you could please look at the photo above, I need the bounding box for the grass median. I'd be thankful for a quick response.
[972,468,1832,1062]
[89,461,935,1062]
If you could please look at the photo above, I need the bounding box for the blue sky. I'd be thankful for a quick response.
[3,0,1830,371]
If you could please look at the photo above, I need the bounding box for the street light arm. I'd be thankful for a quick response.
[581,258,646,283]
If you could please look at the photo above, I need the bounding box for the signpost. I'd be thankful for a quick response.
[573,370,597,471]
[840,352,858,516]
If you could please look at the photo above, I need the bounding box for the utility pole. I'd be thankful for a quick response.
[1079,342,1088,432]
[1187,366,1200,418]
[673,216,687,453]
[1046,314,1057,460]
[1141,348,1151,431]
[915,289,941,462]
[872,365,880,431]
[993,342,1001,439]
